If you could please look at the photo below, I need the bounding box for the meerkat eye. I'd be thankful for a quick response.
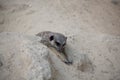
[55,42,60,46]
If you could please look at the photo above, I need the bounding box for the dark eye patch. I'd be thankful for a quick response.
[55,42,60,46]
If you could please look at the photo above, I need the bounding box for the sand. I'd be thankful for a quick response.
[0,0,120,80]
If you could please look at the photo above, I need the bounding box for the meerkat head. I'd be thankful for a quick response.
[49,33,67,52]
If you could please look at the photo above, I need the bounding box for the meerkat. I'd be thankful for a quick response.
[36,31,72,65]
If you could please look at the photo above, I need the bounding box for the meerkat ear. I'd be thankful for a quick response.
[49,35,54,41]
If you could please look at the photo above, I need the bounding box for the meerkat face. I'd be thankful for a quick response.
[49,33,67,52]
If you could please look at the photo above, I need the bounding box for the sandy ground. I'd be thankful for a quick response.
[0,0,120,80]
[0,32,51,80]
